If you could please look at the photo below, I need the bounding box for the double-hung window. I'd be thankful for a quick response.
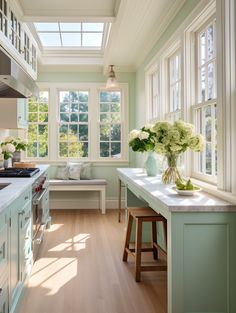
[58,90,89,158]
[27,91,49,158]
[99,90,122,158]
[147,67,160,121]
[192,18,217,182]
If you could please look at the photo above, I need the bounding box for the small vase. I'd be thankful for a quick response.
[144,151,158,176]
[12,151,21,165]
[162,152,181,184]
[3,158,12,169]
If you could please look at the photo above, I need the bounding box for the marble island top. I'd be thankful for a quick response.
[117,168,236,212]
[0,164,49,213]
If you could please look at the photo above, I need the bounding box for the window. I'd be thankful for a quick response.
[149,68,160,121]
[27,91,49,158]
[58,90,89,158]
[99,91,121,158]
[165,50,181,121]
[34,22,109,50]
[192,18,217,182]
[25,83,128,162]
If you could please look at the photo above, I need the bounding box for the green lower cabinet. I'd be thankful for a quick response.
[171,212,236,313]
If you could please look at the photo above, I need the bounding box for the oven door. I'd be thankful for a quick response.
[32,188,48,261]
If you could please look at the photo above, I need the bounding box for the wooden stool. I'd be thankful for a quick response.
[123,207,167,282]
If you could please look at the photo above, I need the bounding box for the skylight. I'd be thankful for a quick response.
[34,22,106,49]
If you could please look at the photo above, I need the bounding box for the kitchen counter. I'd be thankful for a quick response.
[117,168,236,313]
[117,168,236,213]
[0,164,49,213]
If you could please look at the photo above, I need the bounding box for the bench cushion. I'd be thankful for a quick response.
[49,179,107,186]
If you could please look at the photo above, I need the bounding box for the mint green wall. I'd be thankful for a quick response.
[134,0,200,167]
[37,71,136,204]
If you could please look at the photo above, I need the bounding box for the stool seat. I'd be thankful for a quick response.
[123,207,167,282]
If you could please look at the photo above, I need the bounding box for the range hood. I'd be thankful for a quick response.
[0,48,39,98]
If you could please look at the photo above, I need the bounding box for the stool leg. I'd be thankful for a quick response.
[135,218,142,282]
[123,212,133,262]
[152,221,158,260]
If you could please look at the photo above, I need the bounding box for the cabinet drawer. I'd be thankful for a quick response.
[0,277,8,313]
[0,224,7,281]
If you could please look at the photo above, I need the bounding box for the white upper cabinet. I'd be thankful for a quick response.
[0,0,38,80]
[0,98,28,129]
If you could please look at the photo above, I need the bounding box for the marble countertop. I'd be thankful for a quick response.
[0,164,49,213]
[117,168,236,212]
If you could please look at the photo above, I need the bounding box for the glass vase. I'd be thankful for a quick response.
[3,158,12,169]
[162,152,181,184]
[144,151,158,176]
[12,151,21,165]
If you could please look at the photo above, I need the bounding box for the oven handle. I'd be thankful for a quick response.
[33,188,48,206]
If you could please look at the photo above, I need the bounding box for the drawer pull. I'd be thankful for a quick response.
[25,196,29,200]
[0,288,2,294]
[25,216,30,221]
[19,210,25,215]
[0,249,2,255]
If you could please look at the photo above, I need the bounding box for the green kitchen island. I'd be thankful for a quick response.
[117,168,236,313]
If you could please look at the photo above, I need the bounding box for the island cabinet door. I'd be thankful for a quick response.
[9,201,20,309]
[170,212,236,313]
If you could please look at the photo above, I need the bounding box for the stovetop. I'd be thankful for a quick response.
[0,167,40,177]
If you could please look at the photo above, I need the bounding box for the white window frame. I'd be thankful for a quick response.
[184,3,217,184]
[24,82,129,163]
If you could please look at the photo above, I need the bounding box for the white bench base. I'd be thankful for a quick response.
[49,179,107,214]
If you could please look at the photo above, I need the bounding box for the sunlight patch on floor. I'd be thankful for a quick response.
[29,257,78,295]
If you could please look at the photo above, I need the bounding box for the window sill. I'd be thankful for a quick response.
[191,178,236,205]
[22,159,130,167]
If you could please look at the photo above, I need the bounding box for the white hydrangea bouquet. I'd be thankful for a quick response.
[128,124,156,152]
[152,120,204,183]
[0,136,28,160]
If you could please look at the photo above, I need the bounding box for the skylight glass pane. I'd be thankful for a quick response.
[82,33,103,47]
[60,23,81,32]
[83,23,104,32]
[38,33,61,47]
[61,33,81,46]
[35,23,59,31]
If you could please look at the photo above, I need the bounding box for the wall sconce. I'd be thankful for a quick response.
[106,65,119,89]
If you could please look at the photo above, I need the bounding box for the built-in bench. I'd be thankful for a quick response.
[49,179,107,214]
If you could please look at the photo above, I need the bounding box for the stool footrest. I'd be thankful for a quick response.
[141,265,167,272]
[128,247,156,253]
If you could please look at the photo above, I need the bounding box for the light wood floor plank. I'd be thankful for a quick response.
[18,210,167,313]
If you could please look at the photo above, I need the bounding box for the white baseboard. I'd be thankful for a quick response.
[49,198,125,210]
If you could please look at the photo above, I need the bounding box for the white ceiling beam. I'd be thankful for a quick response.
[23,16,116,23]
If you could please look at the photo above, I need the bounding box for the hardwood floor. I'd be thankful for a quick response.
[18,210,167,313]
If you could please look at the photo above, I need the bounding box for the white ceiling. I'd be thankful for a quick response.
[17,0,185,72]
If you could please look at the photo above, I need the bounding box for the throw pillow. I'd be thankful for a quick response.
[67,163,82,180]
[56,166,69,180]
[80,162,92,180]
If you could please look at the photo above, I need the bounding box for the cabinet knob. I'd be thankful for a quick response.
[25,196,29,200]
[19,210,25,215]
[25,216,30,221]
[0,288,2,294]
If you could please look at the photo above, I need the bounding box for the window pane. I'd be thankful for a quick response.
[35,23,59,31]
[100,103,109,112]
[207,24,214,60]
[83,23,104,32]
[207,62,214,100]
[200,67,206,102]
[111,124,121,141]
[200,31,206,65]
[79,103,88,112]
[79,114,88,122]
[60,23,81,31]
[61,33,81,46]
[82,33,102,46]
[100,125,109,141]
[60,113,69,122]
[59,142,68,157]
[79,125,88,141]
[206,143,212,175]
[100,142,109,157]
[38,32,61,46]
[111,142,121,158]
[70,113,78,122]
